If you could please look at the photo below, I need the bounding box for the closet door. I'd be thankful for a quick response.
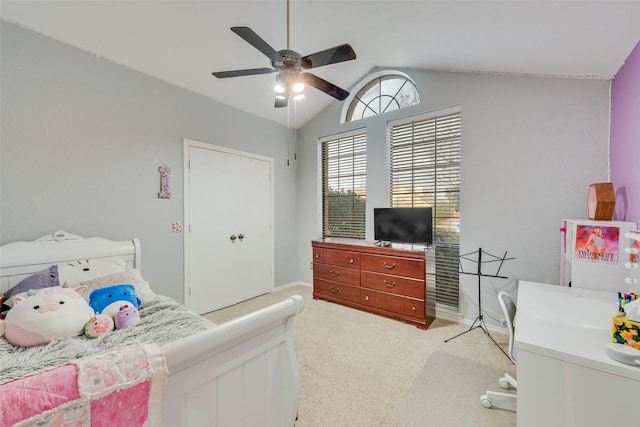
[185,140,274,314]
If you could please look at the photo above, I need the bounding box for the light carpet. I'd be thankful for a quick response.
[204,284,517,427]
[395,350,516,427]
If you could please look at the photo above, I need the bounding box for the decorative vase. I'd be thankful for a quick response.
[587,182,616,220]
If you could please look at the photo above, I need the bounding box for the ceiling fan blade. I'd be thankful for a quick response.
[301,44,356,69]
[212,68,275,78]
[302,73,350,101]
[231,27,280,61]
[275,97,288,108]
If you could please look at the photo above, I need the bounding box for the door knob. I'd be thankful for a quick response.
[230,234,237,241]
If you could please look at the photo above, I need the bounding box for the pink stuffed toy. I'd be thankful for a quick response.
[4,285,94,347]
[84,313,114,338]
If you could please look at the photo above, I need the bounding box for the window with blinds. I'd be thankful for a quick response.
[388,109,461,309]
[321,132,367,239]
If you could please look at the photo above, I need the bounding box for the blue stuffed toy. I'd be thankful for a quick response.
[88,284,142,318]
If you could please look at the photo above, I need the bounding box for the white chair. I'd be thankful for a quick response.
[481,291,517,409]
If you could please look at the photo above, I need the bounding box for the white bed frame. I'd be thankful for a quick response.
[0,231,303,427]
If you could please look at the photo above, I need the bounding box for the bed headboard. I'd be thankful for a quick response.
[0,230,140,293]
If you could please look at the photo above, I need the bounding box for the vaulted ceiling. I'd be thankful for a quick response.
[2,1,640,129]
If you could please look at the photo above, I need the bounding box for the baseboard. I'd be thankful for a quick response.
[435,304,463,322]
[287,283,505,336]
[274,281,311,292]
[435,306,508,336]
[458,317,508,336]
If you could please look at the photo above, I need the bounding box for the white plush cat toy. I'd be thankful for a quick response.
[4,285,94,347]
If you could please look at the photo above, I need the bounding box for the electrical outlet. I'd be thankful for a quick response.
[310,262,313,270]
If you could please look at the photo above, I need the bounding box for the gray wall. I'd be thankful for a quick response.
[2,20,613,326]
[297,67,611,326]
[0,21,299,302]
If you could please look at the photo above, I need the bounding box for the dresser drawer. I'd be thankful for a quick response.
[361,271,424,299]
[314,278,360,304]
[323,249,361,268]
[375,291,405,315]
[313,263,360,285]
[405,297,425,319]
[360,288,376,308]
[361,254,424,277]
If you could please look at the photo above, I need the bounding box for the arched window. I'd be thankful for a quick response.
[341,71,420,123]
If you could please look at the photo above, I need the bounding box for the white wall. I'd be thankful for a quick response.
[0,21,299,302]
[297,67,611,326]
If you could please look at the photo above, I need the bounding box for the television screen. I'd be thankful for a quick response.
[374,207,433,244]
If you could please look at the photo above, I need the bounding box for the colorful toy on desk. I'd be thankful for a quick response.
[84,313,114,338]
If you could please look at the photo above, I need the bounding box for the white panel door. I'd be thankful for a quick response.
[232,154,273,303]
[185,141,274,314]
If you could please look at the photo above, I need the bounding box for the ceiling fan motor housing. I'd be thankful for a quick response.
[273,50,304,91]
[273,50,302,71]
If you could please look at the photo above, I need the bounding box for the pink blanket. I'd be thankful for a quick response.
[0,342,168,427]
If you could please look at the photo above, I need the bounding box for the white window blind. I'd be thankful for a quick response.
[389,110,461,309]
[321,132,367,239]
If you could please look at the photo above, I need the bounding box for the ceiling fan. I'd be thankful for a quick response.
[212,0,356,108]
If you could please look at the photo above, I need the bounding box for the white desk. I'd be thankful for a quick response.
[515,280,640,427]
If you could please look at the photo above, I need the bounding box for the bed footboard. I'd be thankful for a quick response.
[161,295,304,427]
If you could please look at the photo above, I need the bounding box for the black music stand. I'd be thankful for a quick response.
[444,247,514,361]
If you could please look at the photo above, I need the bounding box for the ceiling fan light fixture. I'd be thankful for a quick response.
[292,81,305,93]
[274,74,286,93]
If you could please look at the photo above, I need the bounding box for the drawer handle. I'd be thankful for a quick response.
[383,261,396,269]
[349,258,354,264]
[330,286,340,293]
[365,295,369,301]
[315,253,319,258]
[411,306,417,311]
[329,270,340,277]
[384,280,397,288]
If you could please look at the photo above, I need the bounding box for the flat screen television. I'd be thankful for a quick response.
[374,207,433,245]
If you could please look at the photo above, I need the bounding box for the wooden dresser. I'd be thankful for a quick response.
[312,238,435,329]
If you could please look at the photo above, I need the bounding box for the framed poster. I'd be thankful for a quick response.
[574,225,619,264]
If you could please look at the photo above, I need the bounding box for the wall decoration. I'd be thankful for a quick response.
[587,182,616,220]
[574,225,619,264]
[158,165,171,199]
[172,221,183,233]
